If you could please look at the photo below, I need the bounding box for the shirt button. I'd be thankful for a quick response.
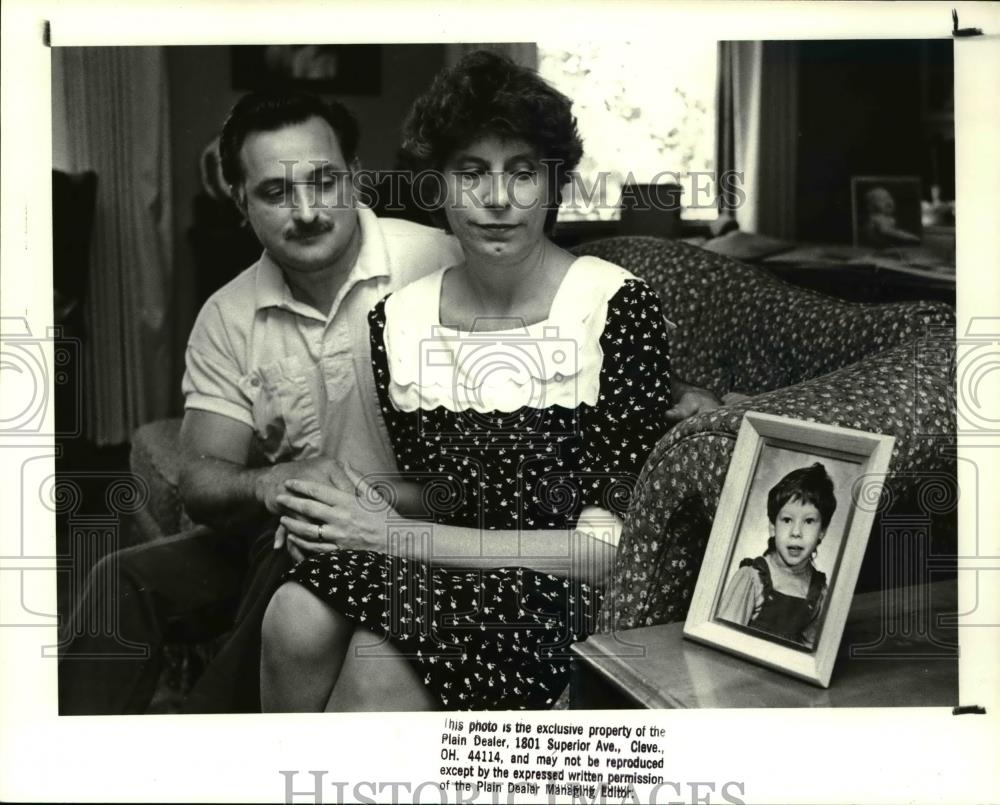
[250,377,260,387]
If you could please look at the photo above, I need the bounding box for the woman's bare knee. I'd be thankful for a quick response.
[261,583,354,712]
[261,582,348,664]
[326,629,438,712]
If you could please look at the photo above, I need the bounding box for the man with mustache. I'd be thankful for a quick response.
[59,91,461,714]
[59,89,721,714]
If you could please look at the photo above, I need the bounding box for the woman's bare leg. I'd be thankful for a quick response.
[260,582,353,712]
[325,627,439,712]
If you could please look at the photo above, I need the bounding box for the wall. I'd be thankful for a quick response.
[164,44,446,407]
[167,44,447,253]
[794,39,952,244]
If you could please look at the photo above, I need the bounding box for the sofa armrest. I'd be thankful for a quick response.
[572,236,955,396]
[130,418,189,542]
[129,417,278,542]
[605,336,956,630]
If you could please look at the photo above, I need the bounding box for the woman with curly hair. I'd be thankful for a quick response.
[259,50,675,711]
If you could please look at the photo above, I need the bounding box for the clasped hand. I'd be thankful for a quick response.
[270,463,393,563]
[664,384,721,424]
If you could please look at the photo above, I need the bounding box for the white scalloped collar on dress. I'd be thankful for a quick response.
[382,256,636,413]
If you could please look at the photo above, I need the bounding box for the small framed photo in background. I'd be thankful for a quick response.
[683,412,895,688]
[231,45,382,94]
[850,175,923,248]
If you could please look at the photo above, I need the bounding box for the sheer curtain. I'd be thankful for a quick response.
[52,47,175,445]
[716,41,799,238]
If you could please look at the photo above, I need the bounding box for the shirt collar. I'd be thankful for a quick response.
[253,206,391,315]
[254,251,288,310]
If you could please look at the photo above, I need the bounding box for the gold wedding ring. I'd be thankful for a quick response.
[316,523,324,542]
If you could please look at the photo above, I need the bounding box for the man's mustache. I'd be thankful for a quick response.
[286,223,332,240]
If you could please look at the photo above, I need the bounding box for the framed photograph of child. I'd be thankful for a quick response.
[683,411,896,688]
[850,175,923,248]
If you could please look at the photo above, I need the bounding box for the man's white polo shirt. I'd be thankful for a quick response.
[182,207,460,475]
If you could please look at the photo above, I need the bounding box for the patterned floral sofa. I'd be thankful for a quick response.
[569,236,956,630]
[132,235,956,632]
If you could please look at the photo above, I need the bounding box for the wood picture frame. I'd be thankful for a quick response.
[683,412,896,688]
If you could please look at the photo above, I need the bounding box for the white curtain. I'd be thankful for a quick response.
[445,43,538,69]
[52,47,174,445]
[716,41,798,238]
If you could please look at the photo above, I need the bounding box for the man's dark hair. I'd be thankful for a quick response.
[218,91,360,194]
[400,50,583,233]
[766,462,838,531]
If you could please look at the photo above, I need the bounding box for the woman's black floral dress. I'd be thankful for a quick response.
[286,258,672,709]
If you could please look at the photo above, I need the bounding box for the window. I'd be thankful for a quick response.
[537,40,718,221]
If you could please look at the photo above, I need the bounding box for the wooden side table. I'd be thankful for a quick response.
[570,580,957,709]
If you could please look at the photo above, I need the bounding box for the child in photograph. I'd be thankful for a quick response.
[716,463,836,649]
[862,186,921,247]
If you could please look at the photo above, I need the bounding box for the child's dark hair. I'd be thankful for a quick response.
[767,463,837,530]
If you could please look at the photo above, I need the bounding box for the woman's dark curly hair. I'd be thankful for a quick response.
[400,50,584,232]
